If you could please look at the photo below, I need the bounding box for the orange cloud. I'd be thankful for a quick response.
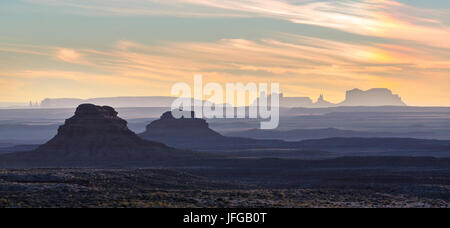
[1,35,449,105]
[56,48,82,63]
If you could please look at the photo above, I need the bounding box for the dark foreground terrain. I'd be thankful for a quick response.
[0,106,448,208]
[0,166,448,208]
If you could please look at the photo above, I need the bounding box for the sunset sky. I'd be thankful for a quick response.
[1,0,449,106]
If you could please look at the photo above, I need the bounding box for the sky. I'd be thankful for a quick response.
[0,0,449,106]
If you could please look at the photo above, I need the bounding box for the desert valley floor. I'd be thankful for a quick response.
[0,164,449,208]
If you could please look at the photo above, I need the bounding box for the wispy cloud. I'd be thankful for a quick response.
[56,48,82,63]
[3,33,448,104]
[28,0,450,48]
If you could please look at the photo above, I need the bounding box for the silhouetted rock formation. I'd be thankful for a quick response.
[139,111,284,151]
[314,94,336,108]
[140,111,227,149]
[143,111,224,141]
[250,89,406,108]
[339,88,406,106]
[0,104,196,167]
[40,97,212,108]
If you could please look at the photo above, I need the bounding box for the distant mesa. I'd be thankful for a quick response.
[277,94,314,108]
[40,98,85,108]
[251,88,404,108]
[339,88,406,106]
[0,104,197,167]
[37,88,406,109]
[39,97,210,108]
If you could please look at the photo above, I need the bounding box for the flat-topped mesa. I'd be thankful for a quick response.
[58,104,130,136]
[142,111,222,140]
[340,88,406,106]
